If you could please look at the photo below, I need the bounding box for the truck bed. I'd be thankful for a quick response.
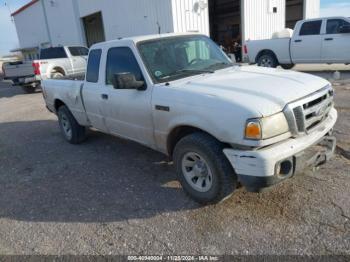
[42,78,89,126]
[246,38,292,64]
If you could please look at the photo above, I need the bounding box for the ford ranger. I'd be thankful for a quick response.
[42,33,337,204]
[245,17,350,69]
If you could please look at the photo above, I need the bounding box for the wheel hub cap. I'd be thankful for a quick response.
[181,152,213,193]
[60,114,72,140]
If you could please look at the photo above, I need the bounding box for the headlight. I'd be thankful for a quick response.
[245,112,289,140]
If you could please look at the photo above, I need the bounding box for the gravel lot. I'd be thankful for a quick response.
[0,76,349,256]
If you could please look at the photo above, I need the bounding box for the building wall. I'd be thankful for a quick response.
[76,0,174,41]
[304,0,320,19]
[13,0,319,50]
[43,0,84,46]
[13,1,49,49]
[171,0,210,36]
[242,0,286,42]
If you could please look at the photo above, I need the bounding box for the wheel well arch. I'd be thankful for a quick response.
[166,125,227,158]
[255,49,279,64]
[54,99,66,111]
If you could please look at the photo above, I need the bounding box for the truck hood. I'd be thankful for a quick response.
[175,66,330,116]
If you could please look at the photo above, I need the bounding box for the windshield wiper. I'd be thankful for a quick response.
[159,69,214,80]
[176,69,215,74]
[206,62,234,70]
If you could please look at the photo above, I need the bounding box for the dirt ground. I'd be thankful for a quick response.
[0,78,349,256]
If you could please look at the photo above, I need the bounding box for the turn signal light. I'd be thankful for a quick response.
[245,121,262,140]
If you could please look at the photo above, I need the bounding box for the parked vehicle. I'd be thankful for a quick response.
[245,17,350,69]
[2,61,39,93]
[2,46,88,93]
[33,46,88,80]
[42,33,337,204]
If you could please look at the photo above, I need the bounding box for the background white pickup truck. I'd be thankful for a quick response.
[246,16,350,69]
[42,33,337,204]
[2,46,88,93]
[33,46,88,81]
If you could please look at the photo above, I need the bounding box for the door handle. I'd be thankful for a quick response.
[294,39,302,43]
[324,38,334,41]
[101,94,108,100]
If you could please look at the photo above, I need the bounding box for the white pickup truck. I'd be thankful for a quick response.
[3,46,88,93]
[246,17,350,69]
[33,46,88,81]
[42,33,337,204]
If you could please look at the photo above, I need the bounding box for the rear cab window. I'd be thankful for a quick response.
[299,20,322,36]
[68,46,89,56]
[40,47,68,59]
[86,49,102,83]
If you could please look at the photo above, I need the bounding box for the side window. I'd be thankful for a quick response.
[327,19,350,34]
[106,47,144,86]
[299,20,322,36]
[40,47,67,59]
[86,49,102,83]
[69,47,89,56]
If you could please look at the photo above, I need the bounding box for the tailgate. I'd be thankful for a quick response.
[4,63,34,78]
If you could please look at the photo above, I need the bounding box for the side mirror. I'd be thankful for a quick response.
[339,25,350,34]
[112,72,146,91]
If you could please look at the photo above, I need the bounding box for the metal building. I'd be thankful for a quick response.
[11,0,320,60]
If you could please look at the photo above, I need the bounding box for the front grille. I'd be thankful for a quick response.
[284,86,334,136]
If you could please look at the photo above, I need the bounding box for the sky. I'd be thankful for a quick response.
[0,0,350,56]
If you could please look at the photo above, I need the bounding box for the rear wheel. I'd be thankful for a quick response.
[21,86,36,94]
[173,133,237,204]
[57,105,86,144]
[281,64,295,70]
[257,53,278,68]
[51,72,65,79]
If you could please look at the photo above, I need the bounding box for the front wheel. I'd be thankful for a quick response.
[173,133,237,204]
[257,53,278,68]
[58,105,86,144]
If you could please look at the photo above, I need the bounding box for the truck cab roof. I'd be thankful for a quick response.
[90,32,201,49]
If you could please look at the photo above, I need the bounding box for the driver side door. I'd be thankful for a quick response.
[103,46,155,147]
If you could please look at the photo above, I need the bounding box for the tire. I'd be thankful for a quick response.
[57,105,86,144]
[173,133,237,204]
[280,64,295,70]
[21,86,36,94]
[51,72,64,79]
[257,53,279,68]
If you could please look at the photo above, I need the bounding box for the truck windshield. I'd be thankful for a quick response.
[138,35,233,83]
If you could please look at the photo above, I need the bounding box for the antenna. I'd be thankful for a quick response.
[4,2,14,22]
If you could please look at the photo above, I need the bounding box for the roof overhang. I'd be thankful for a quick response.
[11,0,39,17]
[10,46,39,52]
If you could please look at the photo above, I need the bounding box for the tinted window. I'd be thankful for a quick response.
[40,47,67,59]
[106,47,144,86]
[327,19,350,34]
[69,46,89,56]
[299,21,322,36]
[86,49,102,83]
